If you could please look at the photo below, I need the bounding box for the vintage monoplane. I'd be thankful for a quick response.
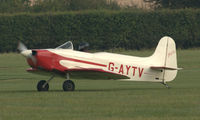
[18,36,182,91]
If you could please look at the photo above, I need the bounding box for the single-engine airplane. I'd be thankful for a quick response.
[18,36,182,91]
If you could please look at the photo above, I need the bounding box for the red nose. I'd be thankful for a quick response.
[27,58,36,68]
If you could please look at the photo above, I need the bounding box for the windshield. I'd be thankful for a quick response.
[56,41,73,50]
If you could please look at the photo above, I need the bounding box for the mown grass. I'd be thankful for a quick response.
[0,49,200,120]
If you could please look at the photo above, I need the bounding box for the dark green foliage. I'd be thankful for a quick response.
[0,9,200,52]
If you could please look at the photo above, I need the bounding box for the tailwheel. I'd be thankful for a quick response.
[63,80,75,91]
[37,80,49,91]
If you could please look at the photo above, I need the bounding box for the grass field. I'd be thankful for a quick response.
[0,49,200,120]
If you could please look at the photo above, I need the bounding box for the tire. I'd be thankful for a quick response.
[63,80,75,91]
[37,80,49,91]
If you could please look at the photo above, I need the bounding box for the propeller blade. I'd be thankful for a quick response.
[18,42,27,52]
[18,42,31,57]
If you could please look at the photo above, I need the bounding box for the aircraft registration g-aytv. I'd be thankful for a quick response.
[18,36,182,91]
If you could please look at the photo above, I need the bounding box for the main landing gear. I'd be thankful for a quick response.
[36,73,75,92]
[63,80,75,91]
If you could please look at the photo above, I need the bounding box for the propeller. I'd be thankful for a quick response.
[17,42,27,52]
[17,42,37,66]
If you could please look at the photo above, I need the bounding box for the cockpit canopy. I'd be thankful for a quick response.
[56,41,73,50]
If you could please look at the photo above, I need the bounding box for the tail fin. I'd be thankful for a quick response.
[150,36,181,82]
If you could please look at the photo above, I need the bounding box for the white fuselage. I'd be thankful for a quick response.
[49,49,165,82]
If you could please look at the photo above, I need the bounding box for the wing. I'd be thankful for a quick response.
[66,68,129,80]
[27,60,129,80]
[60,60,130,80]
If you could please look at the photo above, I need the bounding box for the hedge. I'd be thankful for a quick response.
[0,9,200,52]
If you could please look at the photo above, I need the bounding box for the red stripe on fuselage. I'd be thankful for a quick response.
[59,55,107,67]
[34,50,107,72]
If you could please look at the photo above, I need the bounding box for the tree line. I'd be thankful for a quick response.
[0,9,200,52]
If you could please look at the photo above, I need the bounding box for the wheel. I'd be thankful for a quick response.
[37,80,49,91]
[63,80,75,91]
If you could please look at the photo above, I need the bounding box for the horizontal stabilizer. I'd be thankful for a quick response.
[151,66,183,70]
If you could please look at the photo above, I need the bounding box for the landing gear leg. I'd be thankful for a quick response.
[63,73,75,91]
[161,82,170,89]
[37,75,55,91]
